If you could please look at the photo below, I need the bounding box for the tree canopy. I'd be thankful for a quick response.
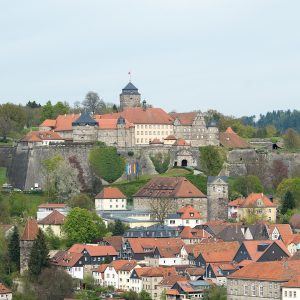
[200,146,226,176]
[150,152,170,174]
[89,146,125,183]
[63,208,107,246]
[277,178,300,207]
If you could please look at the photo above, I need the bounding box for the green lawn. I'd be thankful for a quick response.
[0,167,7,186]
[110,168,207,199]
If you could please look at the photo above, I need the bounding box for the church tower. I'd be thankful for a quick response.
[120,82,141,111]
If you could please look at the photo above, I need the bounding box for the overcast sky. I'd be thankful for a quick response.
[1,0,300,117]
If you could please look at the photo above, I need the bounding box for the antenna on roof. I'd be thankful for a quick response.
[128,71,132,82]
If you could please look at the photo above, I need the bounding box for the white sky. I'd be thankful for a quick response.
[1,0,300,117]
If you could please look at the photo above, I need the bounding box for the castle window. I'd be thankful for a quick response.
[141,131,143,135]
[136,138,139,143]
[141,138,143,143]
[137,131,139,135]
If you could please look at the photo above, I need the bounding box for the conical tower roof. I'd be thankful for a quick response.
[121,82,140,95]
[72,112,98,126]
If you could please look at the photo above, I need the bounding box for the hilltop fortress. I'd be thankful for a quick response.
[38,82,220,149]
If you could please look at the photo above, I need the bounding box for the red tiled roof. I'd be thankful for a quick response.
[141,266,176,277]
[166,289,180,296]
[108,260,137,271]
[229,193,276,208]
[155,245,183,258]
[103,236,123,252]
[21,218,39,241]
[0,283,11,294]
[174,138,190,146]
[38,210,65,225]
[159,275,187,286]
[134,177,206,198]
[282,275,300,288]
[228,260,300,281]
[177,205,202,219]
[268,224,293,244]
[180,227,211,239]
[169,112,197,125]
[185,267,205,276]
[220,128,250,149]
[94,118,133,129]
[95,187,126,199]
[127,238,184,254]
[53,251,82,267]
[68,244,118,257]
[38,203,66,208]
[40,119,56,127]
[164,135,177,140]
[54,114,80,132]
[21,131,63,142]
[150,138,163,144]
[97,107,174,125]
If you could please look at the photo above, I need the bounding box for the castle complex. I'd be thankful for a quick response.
[39,82,219,148]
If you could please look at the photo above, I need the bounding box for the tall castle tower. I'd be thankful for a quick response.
[120,82,141,111]
[207,176,229,220]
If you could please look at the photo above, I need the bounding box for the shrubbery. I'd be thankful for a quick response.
[200,146,226,176]
[150,152,170,174]
[89,146,125,183]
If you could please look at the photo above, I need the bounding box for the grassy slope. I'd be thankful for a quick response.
[110,168,207,200]
[0,167,7,186]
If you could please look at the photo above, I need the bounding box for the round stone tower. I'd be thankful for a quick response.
[120,82,141,111]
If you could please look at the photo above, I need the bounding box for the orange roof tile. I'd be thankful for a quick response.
[164,135,177,140]
[268,224,293,244]
[40,119,56,127]
[220,128,250,149]
[228,260,300,281]
[127,238,184,254]
[38,210,65,225]
[166,289,180,296]
[174,138,190,146]
[134,177,206,198]
[103,236,123,252]
[282,275,300,288]
[108,260,137,271]
[53,251,82,267]
[54,114,80,131]
[180,227,211,239]
[228,198,245,207]
[94,117,133,129]
[241,240,273,261]
[38,203,66,208]
[159,275,187,286]
[226,127,235,134]
[150,138,163,144]
[169,112,197,125]
[97,107,174,125]
[177,205,202,219]
[241,193,276,208]
[21,218,39,241]
[185,267,205,276]
[0,283,11,294]
[95,187,126,199]
[141,266,176,277]
[21,131,63,142]
[68,244,118,257]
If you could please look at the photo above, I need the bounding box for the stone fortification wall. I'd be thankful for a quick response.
[0,146,14,168]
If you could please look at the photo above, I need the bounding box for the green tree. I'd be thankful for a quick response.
[67,193,94,210]
[45,227,62,250]
[53,101,69,118]
[8,226,20,272]
[229,175,263,198]
[203,285,227,300]
[28,229,49,278]
[63,208,107,246]
[281,191,296,215]
[0,103,25,141]
[41,100,54,121]
[150,153,170,174]
[89,146,125,183]
[112,219,126,236]
[200,146,226,176]
[283,128,300,149]
[277,178,300,207]
[139,290,152,300]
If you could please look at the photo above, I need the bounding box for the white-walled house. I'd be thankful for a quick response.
[282,275,300,300]
[95,187,127,211]
[37,203,68,221]
[164,205,203,228]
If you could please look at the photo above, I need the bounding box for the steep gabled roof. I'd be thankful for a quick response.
[21,218,39,241]
[52,251,82,267]
[103,236,123,252]
[180,227,211,239]
[220,127,250,149]
[134,177,206,198]
[108,259,137,271]
[177,205,202,219]
[169,112,197,125]
[53,114,80,132]
[38,210,65,225]
[40,119,56,128]
[95,187,126,199]
[159,275,187,286]
[229,193,276,208]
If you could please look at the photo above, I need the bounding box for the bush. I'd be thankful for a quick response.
[200,146,226,176]
[150,152,170,174]
[89,146,125,183]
